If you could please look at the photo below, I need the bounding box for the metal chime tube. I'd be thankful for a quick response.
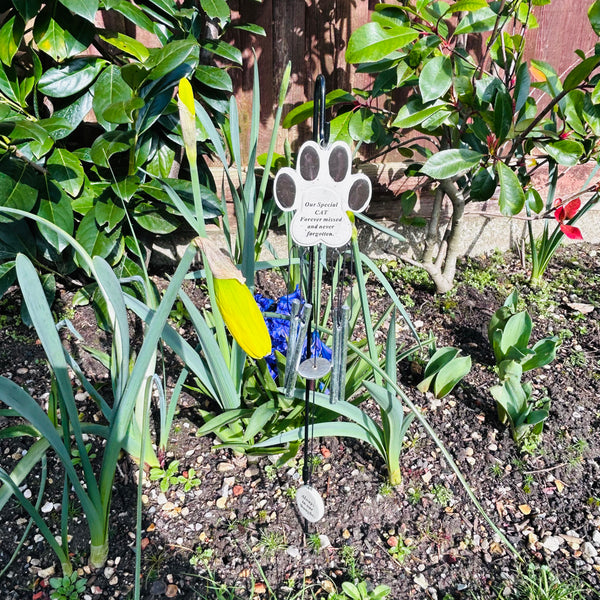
[283,299,312,398]
[330,303,350,403]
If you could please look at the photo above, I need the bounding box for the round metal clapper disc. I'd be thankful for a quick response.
[297,357,331,380]
[296,485,325,523]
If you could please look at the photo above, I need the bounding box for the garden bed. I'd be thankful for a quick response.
[1,244,600,600]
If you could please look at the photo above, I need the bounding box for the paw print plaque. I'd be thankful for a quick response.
[274,141,372,248]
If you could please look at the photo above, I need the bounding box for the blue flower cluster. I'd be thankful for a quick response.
[255,286,332,380]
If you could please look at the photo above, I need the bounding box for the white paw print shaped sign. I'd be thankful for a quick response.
[274,140,372,248]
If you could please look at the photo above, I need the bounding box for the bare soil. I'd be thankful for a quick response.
[1,245,600,599]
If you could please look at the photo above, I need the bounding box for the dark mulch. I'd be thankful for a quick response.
[1,244,600,599]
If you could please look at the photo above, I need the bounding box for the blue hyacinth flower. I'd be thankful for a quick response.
[255,285,331,380]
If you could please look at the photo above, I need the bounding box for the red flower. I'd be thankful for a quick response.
[553,198,583,240]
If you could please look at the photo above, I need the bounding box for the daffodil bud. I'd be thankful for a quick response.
[195,237,271,358]
[178,78,197,164]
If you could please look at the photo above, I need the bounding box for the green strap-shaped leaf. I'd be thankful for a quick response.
[500,312,532,355]
[433,355,471,398]
[521,337,559,372]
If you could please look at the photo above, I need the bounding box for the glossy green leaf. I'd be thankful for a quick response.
[470,167,496,201]
[346,22,419,63]
[200,0,230,24]
[99,31,150,62]
[0,15,25,67]
[583,94,600,135]
[102,97,145,125]
[110,0,155,32]
[12,0,42,21]
[233,23,266,36]
[496,162,525,216]
[38,58,105,98]
[514,62,530,113]
[544,139,584,166]
[454,7,498,34]
[95,197,125,231]
[589,1,600,36]
[493,90,512,142]
[0,261,16,298]
[530,59,562,97]
[133,203,179,234]
[371,5,408,27]
[592,80,600,105]
[146,40,199,81]
[420,149,484,179]
[328,111,354,145]
[37,181,74,253]
[33,6,95,62]
[144,144,176,179]
[195,65,233,92]
[419,55,452,103]
[0,63,21,105]
[201,40,241,65]
[58,0,98,22]
[90,130,135,167]
[111,175,139,202]
[92,65,135,131]
[563,55,600,91]
[51,91,93,137]
[0,160,39,222]
[282,89,355,129]
[446,0,488,12]
[349,108,380,143]
[525,187,543,213]
[392,101,447,128]
[47,148,84,197]
[75,208,122,259]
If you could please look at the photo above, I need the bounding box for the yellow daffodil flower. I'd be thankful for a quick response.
[195,237,271,359]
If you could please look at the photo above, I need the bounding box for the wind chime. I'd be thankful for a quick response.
[273,75,372,527]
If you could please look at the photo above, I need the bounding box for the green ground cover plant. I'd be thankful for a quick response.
[488,289,559,447]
